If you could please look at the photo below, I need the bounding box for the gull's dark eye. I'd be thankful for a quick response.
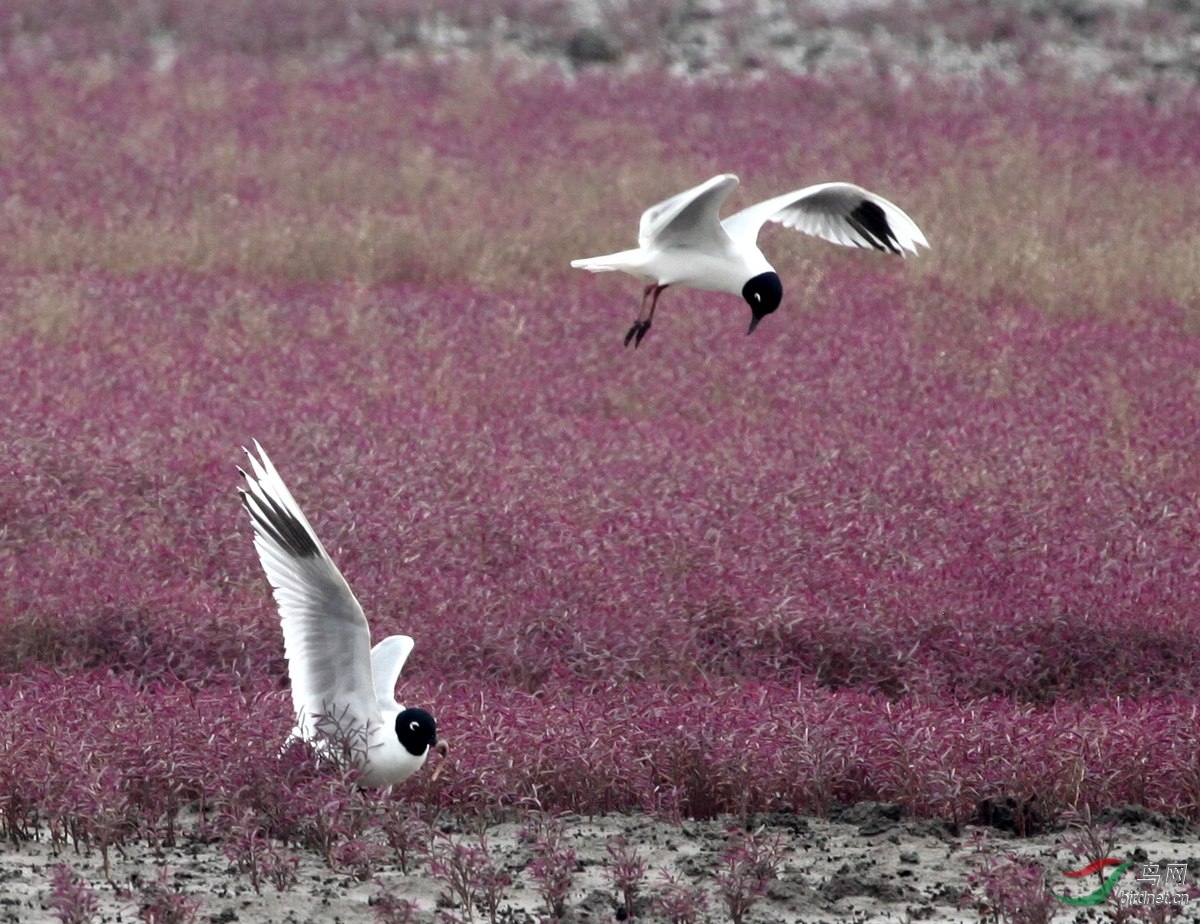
[409,721,420,731]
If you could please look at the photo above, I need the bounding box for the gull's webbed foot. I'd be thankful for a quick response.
[624,320,652,348]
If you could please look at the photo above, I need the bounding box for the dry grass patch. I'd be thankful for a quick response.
[910,130,1200,320]
[1,64,1198,326]
[1,275,87,341]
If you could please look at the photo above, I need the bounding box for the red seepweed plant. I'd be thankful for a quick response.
[650,870,710,924]
[47,863,100,924]
[427,827,513,924]
[715,826,787,924]
[3,20,1200,921]
[134,866,201,924]
[604,835,649,919]
[519,814,578,920]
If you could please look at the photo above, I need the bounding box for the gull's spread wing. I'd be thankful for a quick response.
[638,173,741,250]
[370,634,415,714]
[239,441,381,736]
[721,182,928,255]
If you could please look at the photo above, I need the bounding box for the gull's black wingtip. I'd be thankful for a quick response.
[239,468,323,561]
[847,199,902,255]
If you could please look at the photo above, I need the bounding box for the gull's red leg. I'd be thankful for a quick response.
[640,283,656,317]
[645,284,667,325]
[625,284,669,348]
[625,283,661,348]
[631,284,668,347]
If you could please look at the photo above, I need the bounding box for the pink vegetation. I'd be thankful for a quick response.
[3,55,1200,853]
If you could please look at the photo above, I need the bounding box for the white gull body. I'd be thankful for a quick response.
[239,442,445,786]
[571,173,928,345]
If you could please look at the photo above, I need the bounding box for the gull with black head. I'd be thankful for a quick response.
[239,441,448,786]
[571,173,928,346]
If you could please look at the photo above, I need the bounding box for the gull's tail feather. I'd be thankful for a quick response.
[570,249,645,274]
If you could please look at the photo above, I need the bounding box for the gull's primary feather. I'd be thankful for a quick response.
[721,181,929,255]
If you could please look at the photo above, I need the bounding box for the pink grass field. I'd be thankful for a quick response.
[4,11,1200,863]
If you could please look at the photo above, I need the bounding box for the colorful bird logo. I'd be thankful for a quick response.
[1053,858,1134,906]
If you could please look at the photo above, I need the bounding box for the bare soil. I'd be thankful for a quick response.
[3,805,1199,923]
